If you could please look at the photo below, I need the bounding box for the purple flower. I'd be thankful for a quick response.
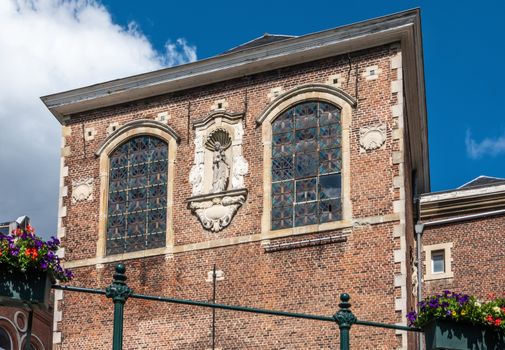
[459,295,469,304]
[10,247,19,256]
[47,251,55,261]
[441,302,449,308]
[429,299,439,308]
[48,236,60,247]
[40,260,48,269]
[443,290,451,296]
[64,269,74,279]
[446,310,452,316]
[407,311,417,326]
[34,239,43,249]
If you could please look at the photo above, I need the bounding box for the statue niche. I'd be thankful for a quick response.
[187,122,248,232]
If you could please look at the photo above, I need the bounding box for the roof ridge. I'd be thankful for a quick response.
[222,33,297,54]
[457,175,505,189]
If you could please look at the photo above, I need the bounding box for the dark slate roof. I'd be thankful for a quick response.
[458,175,505,189]
[222,34,296,54]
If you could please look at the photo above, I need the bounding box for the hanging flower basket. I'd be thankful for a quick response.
[423,319,505,350]
[0,268,53,309]
[407,291,505,350]
[0,224,72,309]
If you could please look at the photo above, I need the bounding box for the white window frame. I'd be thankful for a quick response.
[423,242,454,280]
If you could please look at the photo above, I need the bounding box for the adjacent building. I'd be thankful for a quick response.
[0,217,53,350]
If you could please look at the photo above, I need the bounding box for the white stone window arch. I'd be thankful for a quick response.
[95,120,180,259]
[256,84,355,236]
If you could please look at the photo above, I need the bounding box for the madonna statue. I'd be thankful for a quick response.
[211,141,230,193]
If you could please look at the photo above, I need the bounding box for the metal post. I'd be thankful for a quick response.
[105,264,132,350]
[212,264,216,350]
[333,293,356,350]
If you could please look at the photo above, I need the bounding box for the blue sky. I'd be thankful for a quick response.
[0,0,503,236]
[101,0,505,191]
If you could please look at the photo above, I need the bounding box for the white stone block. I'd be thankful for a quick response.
[267,87,284,101]
[392,151,403,164]
[391,80,402,94]
[394,249,405,263]
[391,54,402,69]
[325,74,342,88]
[84,127,97,141]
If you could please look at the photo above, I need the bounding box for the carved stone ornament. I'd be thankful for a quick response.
[71,178,94,203]
[187,189,247,232]
[188,112,248,231]
[359,123,387,152]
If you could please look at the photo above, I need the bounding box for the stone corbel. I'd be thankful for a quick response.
[187,189,247,232]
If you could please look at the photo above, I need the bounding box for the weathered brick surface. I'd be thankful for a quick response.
[422,215,505,299]
[57,44,411,349]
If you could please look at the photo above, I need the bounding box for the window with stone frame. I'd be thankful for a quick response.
[106,135,168,255]
[271,101,342,230]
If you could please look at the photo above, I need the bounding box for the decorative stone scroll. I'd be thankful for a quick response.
[187,111,248,232]
[71,178,94,203]
[359,123,387,152]
[188,189,247,232]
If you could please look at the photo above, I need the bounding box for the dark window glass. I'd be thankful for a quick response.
[431,250,445,274]
[271,101,342,229]
[0,328,12,350]
[106,136,168,255]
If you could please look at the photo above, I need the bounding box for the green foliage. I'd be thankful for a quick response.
[407,291,505,334]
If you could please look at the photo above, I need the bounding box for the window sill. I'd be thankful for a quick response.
[424,272,454,281]
[263,220,352,238]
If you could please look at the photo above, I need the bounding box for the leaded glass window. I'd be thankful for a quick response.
[106,136,168,255]
[271,101,342,230]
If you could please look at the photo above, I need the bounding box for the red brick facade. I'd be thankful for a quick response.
[422,216,505,299]
[43,10,430,350]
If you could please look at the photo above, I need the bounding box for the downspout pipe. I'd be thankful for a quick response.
[414,223,424,304]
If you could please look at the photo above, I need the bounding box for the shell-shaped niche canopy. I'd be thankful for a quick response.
[359,124,387,151]
[205,128,232,151]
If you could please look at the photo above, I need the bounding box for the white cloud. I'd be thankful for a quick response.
[465,130,505,159]
[0,0,196,237]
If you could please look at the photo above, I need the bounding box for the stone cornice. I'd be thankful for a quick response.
[192,111,244,129]
[420,185,505,220]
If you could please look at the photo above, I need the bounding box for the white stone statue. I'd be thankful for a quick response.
[212,141,230,193]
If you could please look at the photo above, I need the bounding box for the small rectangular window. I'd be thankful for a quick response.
[431,250,445,274]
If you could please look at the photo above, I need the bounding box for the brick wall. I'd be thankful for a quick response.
[55,43,414,349]
[422,215,505,299]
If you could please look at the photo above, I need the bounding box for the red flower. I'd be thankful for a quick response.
[495,319,502,326]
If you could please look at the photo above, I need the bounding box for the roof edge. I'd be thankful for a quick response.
[41,9,420,122]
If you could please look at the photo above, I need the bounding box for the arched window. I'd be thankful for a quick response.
[106,135,169,254]
[0,327,12,350]
[271,101,342,229]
